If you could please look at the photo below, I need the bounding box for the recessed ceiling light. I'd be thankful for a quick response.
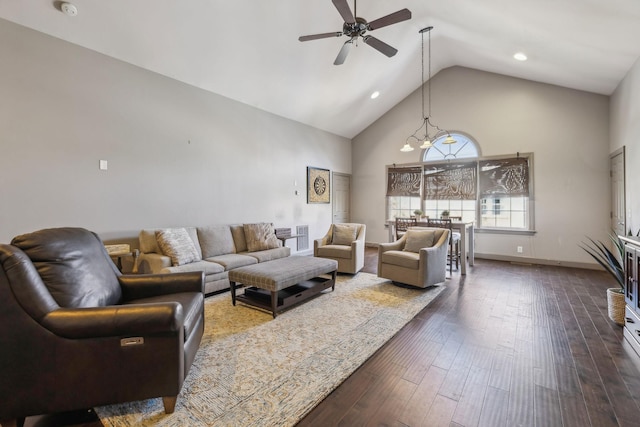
[370,91,380,99]
[513,52,527,61]
[61,2,78,17]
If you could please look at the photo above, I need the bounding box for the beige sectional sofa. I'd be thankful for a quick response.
[137,223,290,294]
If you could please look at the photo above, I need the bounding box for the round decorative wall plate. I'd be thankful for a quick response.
[307,167,330,203]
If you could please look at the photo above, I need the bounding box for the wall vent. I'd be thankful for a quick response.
[296,225,309,251]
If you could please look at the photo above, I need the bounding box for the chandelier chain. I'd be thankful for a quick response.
[401,26,456,152]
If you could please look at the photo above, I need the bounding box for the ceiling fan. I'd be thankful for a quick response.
[298,0,412,65]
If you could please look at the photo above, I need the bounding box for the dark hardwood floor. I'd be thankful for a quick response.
[18,248,640,427]
[297,248,640,427]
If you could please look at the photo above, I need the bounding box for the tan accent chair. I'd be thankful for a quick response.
[314,223,366,274]
[377,227,450,288]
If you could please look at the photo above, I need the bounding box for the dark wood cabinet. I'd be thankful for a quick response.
[621,236,640,356]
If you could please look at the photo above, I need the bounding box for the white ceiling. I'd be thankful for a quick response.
[2,0,640,139]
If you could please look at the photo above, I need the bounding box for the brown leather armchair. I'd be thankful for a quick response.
[0,228,205,427]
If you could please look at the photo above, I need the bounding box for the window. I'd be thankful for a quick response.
[387,132,534,232]
[423,133,479,162]
[423,161,477,222]
[386,167,422,219]
[388,196,422,219]
[478,156,532,230]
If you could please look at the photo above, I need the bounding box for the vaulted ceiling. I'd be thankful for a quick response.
[2,0,640,138]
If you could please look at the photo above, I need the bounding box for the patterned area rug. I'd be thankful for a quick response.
[95,272,444,426]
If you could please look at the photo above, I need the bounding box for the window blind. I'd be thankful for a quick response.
[479,157,529,197]
[423,162,477,200]
[386,167,422,197]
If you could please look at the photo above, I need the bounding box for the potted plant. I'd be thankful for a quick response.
[441,210,450,219]
[580,233,626,325]
[413,209,424,219]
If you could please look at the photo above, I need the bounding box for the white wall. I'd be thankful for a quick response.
[0,19,351,248]
[352,66,611,265]
[611,56,640,235]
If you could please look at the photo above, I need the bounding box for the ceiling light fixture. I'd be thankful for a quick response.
[401,26,455,153]
[370,91,380,99]
[514,52,527,61]
[60,2,78,17]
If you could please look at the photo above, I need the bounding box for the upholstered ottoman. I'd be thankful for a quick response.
[229,256,338,317]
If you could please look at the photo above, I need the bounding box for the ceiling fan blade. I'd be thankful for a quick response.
[299,32,343,42]
[362,36,398,57]
[367,8,412,30]
[332,0,355,23]
[334,39,354,65]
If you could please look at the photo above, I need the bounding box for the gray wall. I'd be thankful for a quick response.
[352,66,611,265]
[611,56,640,235]
[0,19,351,248]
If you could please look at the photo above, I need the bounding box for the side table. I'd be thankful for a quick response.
[105,244,139,273]
[275,233,303,246]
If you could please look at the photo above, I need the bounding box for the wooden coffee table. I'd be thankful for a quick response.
[229,256,338,318]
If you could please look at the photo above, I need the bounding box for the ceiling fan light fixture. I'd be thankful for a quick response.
[298,0,411,65]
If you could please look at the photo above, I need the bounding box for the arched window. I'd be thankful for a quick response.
[420,133,480,222]
[422,132,480,162]
[387,132,534,232]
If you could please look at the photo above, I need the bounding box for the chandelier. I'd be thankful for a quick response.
[401,26,456,152]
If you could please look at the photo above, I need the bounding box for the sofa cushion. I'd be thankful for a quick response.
[160,260,224,275]
[332,224,357,246]
[243,223,280,252]
[230,224,247,252]
[403,229,436,253]
[197,225,235,258]
[245,246,291,262]
[205,253,257,271]
[381,250,420,269]
[156,228,202,266]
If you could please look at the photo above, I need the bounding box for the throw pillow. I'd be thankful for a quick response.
[331,224,358,246]
[155,228,201,266]
[243,223,280,252]
[139,229,161,254]
[403,229,436,253]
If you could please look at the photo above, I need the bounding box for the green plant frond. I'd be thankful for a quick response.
[608,232,625,259]
[580,237,625,289]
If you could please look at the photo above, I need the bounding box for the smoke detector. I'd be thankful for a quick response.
[61,2,78,17]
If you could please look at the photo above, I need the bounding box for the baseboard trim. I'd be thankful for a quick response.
[474,252,601,270]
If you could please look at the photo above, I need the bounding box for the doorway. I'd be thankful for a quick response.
[610,147,626,236]
[332,173,351,223]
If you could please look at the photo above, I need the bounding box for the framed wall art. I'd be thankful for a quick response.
[307,167,330,204]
